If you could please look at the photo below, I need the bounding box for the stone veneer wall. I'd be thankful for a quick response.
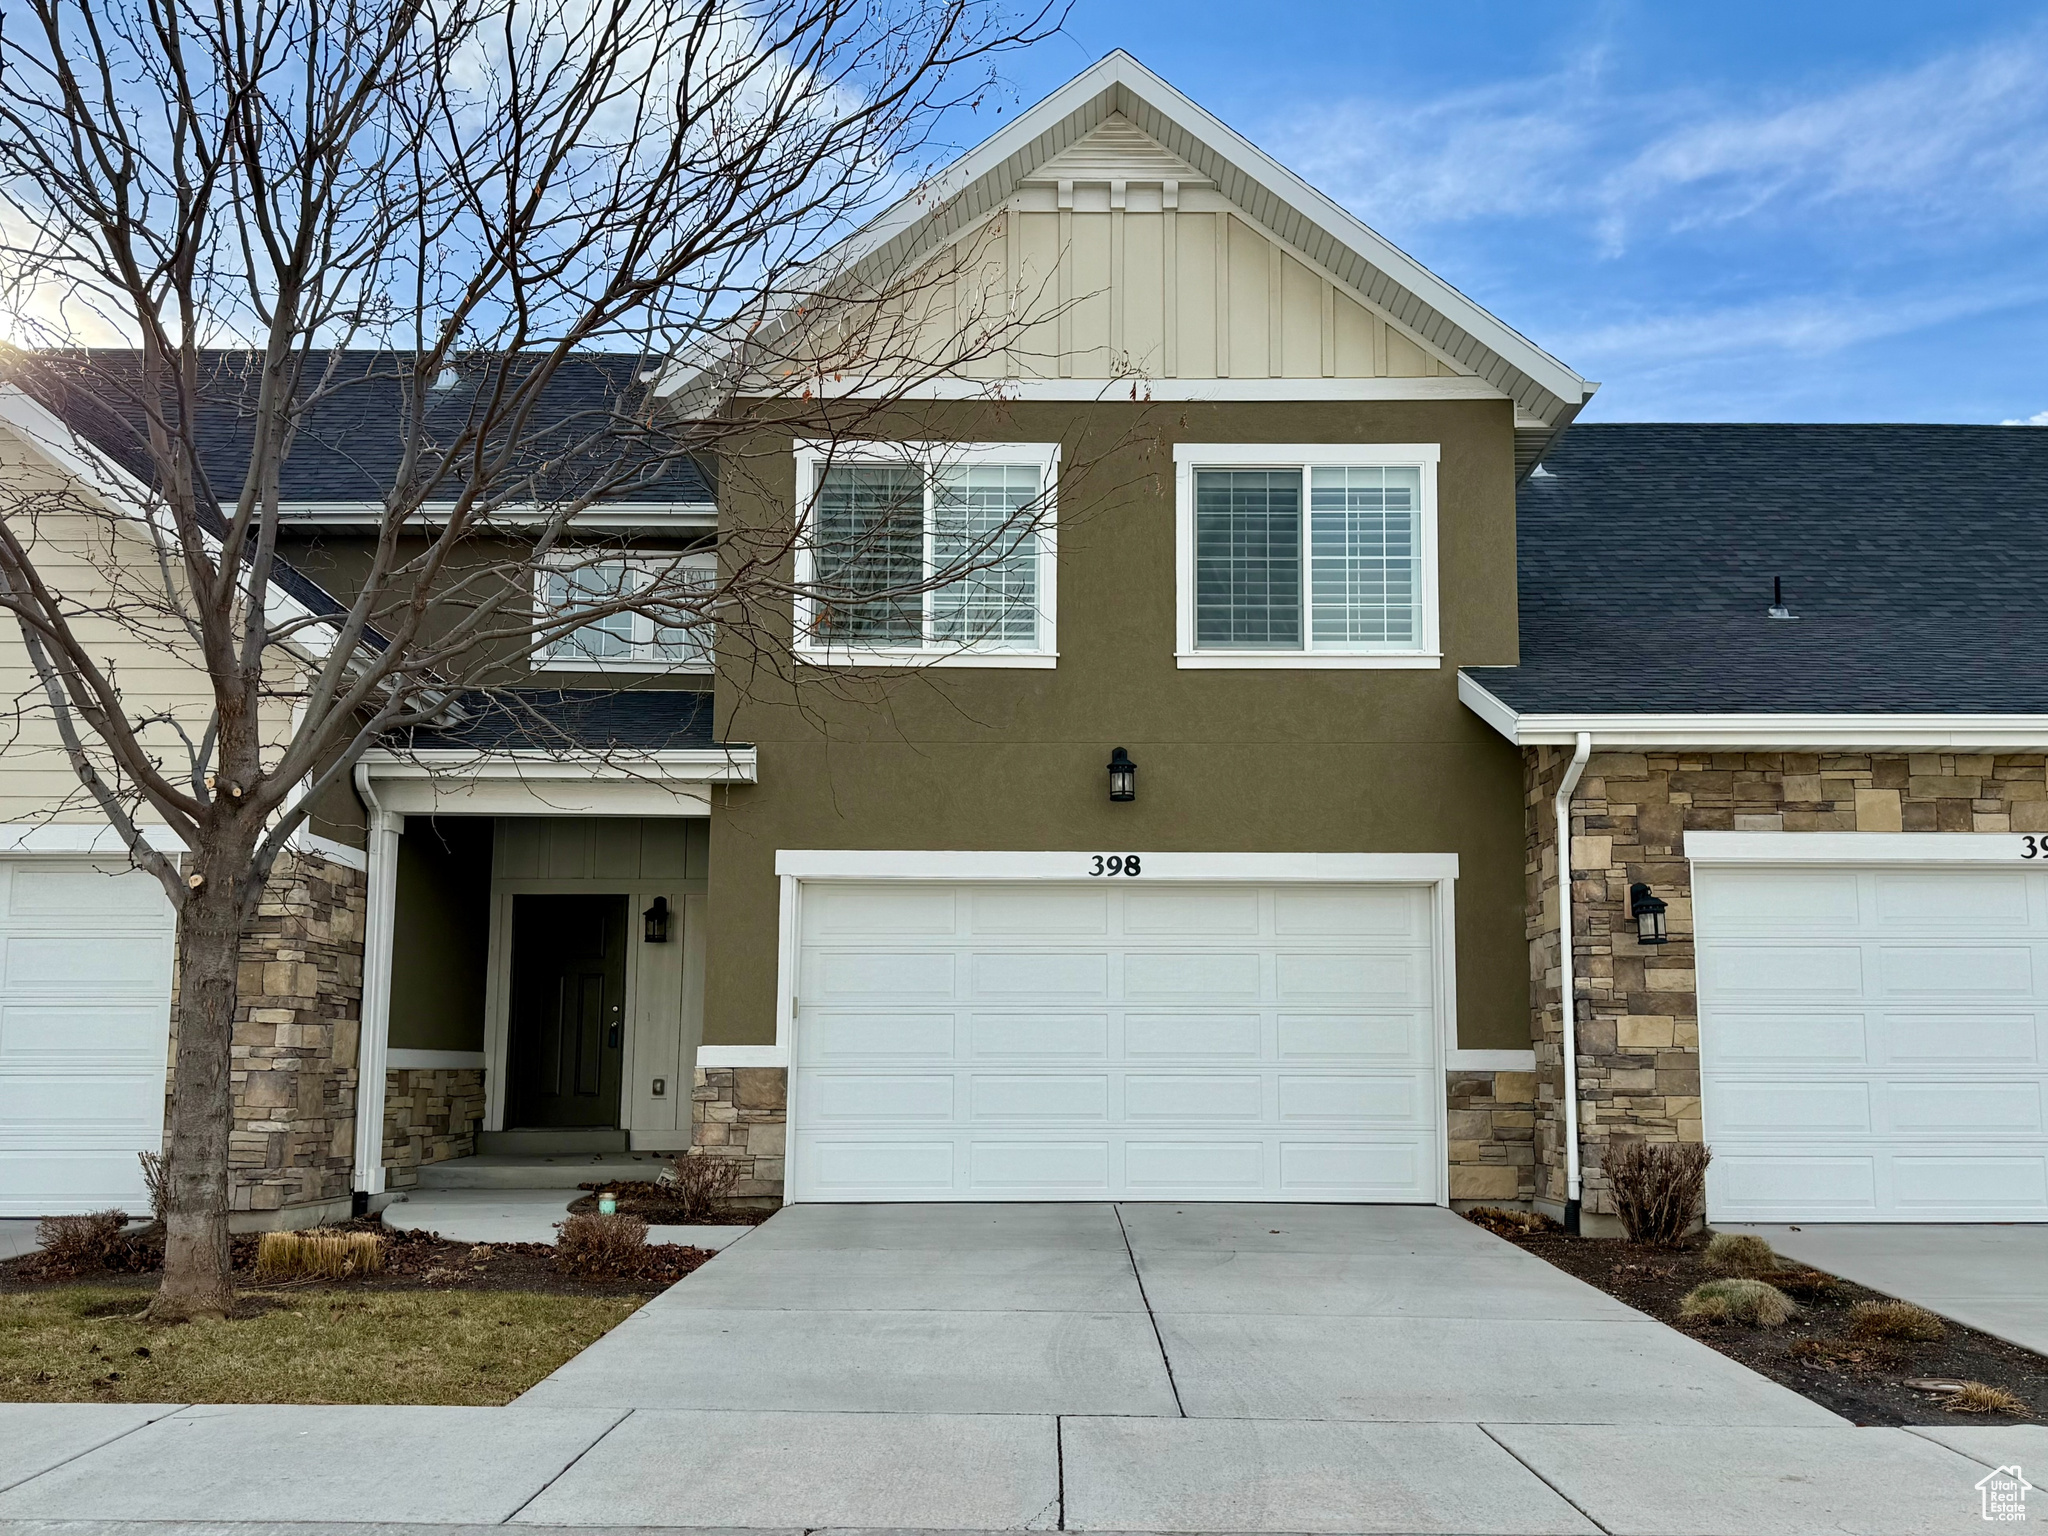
[1447,1068,1538,1204]
[1526,748,2048,1223]
[692,1066,787,1201]
[173,849,368,1217]
[382,1069,485,1189]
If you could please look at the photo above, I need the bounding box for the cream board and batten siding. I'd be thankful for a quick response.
[822,116,1473,386]
[771,851,1457,1204]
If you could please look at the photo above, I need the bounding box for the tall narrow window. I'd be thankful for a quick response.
[1195,470,1302,648]
[811,465,925,645]
[1310,465,1419,646]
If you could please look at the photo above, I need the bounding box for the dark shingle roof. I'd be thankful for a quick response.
[397,689,724,752]
[1464,424,2048,715]
[35,349,712,509]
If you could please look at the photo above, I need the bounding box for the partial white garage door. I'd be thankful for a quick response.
[788,880,1443,1202]
[0,858,176,1216]
[1698,863,2048,1222]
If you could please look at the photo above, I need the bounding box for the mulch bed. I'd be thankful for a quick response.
[565,1181,777,1225]
[1466,1208,2047,1426]
[0,1216,714,1300]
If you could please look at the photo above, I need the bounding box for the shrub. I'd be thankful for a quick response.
[1766,1267,1844,1301]
[1847,1299,1946,1342]
[656,1152,742,1223]
[1465,1206,1562,1238]
[1944,1382,2029,1416]
[34,1210,132,1273]
[1679,1277,1797,1327]
[1703,1232,1777,1273]
[254,1229,386,1281]
[137,1151,169,1222]
[1605,1140,1711,1246]
[556,1212,649,1275]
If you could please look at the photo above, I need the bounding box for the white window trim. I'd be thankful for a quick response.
[1172,442,1441,670]
[1686,831,2043,864]
[532,549,716,674]
[792,439,1060,668]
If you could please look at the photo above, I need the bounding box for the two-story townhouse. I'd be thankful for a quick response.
[8,50,2048,1236]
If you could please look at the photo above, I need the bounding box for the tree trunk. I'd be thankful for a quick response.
[148,844,255,1322]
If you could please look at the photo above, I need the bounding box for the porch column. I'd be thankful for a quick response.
[352,803,403,1197]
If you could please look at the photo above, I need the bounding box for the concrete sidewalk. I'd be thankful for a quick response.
[0,1402,2033,1533]
[381,1190,755,1251]
[1734,1222,2048,1356]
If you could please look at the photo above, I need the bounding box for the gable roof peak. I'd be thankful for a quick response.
[1025,110,1206,186]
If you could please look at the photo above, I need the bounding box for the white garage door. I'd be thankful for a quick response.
[0,858,176,1217]
[1697,863,2048,1222]
[788,880,1444,1202]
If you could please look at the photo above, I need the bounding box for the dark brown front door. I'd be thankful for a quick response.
[507,894,627,1129]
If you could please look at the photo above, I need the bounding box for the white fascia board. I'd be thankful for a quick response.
[670,51,1588,418]
[697,1045,787,1068]
[775,849,1457,882]
[1458,673,2048,749]
[359,746,757,784]
[276,501,716,531]
[1687,831,2043,864]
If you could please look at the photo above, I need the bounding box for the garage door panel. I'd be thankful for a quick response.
[1875,871,2031,928]
[797,1071,955,1121]
[7,864,170,917]
[1124,1073,1263,1120]
[1275,1011,1433,1062]
[791,880,1443,1203]
[0,1004,171,1061]
[1125,1011,1262,1057]
[1123,888,1260,934]
[970,887,1108,934]
[1123,951,1261,1000]
[1697,869,1860,929]
[1699,864,2048,1222]
[5,935,170,990]
[1711,1012,1868,1065]
[807,885,956,935]
[1273,886,1427,937]
[1884,1081,2042,1133]
[1881,1012,2041,1064]
[1877,946,2033,996]
[971,951,1109,997]
[0,1072,161,1135]
[968,1074,1110,1120]
[0,1152,154,1214]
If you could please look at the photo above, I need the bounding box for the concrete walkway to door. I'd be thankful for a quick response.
[2,1204,2027,1534]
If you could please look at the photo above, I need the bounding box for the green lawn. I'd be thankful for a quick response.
[0,1286,643,1405]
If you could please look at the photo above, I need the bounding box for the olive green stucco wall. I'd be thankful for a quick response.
[388,815,493,1051]
[704,398,1531,1053]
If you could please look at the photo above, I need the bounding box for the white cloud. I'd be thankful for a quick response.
[2002,409,2048,426]
[1267,28,2048,248]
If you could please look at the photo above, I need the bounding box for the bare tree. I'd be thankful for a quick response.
[0,0,1082,1319]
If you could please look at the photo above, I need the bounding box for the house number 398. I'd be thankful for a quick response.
[1090,855,1142,877]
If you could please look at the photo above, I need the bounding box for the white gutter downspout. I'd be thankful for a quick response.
[1554,731,1593,1232]
[350,763,404,1206]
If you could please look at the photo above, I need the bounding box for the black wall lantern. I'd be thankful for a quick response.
[1107,747,1136,802]
[1629,882,1669,945]
[642,895,671,944]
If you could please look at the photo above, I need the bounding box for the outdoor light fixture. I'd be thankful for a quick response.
[1629,882,1669,945]
[1107,747,1136,802]
[642,895,671,944]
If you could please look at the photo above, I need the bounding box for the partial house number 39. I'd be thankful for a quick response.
[1089,855,1143,876]
[2024,837,2048,858]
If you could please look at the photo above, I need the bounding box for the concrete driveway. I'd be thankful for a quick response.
[2,1205,2025,1534]
[1736,1223,2048,1354]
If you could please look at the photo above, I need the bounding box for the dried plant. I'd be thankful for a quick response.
[137,1151,169,1222]
[1703,1232,1778,1273]
[1679,1277,1797,1327]
[1943,1382,2029,1415]
[556,1213,650,1276]
[1604,1140,1712,1246]
[35,1209,132,1271]
[1847,1299,1947,1342]
[657,1153,743,1223]
[253,1229,387,1281]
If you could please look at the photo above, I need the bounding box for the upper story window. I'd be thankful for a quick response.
[794,440,1059,668]
[1172,443,1440,669]
[534,551,715,672]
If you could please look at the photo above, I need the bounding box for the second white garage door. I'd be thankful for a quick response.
[787,880,1444,1202]
[1698,862,2048,1222]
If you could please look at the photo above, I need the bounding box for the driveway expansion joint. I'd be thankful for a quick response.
[1112,1203,1183,1419]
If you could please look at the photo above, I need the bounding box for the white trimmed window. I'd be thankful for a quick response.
[793,440,1058,668]
[1172,443,1440,669]
[534,551,716,671]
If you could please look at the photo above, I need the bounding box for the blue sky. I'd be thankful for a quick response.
[965,2,2048,423]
